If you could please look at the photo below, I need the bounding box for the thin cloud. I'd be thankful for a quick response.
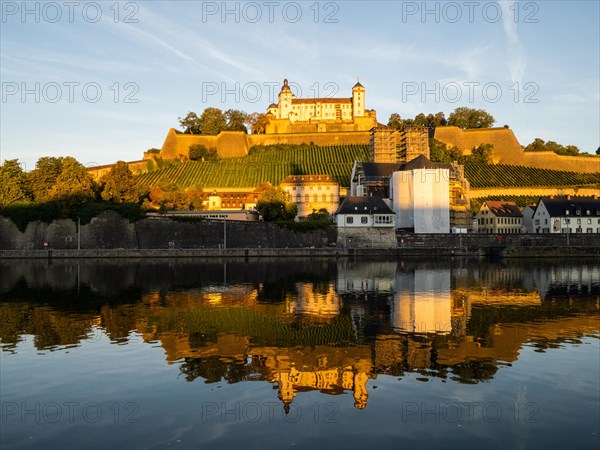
[499,0,526,84]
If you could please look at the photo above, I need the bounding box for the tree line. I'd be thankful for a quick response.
[178,108,270,135]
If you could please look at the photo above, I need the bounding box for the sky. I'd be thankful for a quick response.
[1,0,599,170]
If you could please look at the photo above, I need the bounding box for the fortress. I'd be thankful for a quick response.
[92,78,599,179]
[264,79,378,134]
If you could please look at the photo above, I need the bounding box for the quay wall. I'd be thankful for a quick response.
[1,211,600,258]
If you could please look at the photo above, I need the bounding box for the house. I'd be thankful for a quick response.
[390,155,451,233]
[350,161,400,197]
[335,196,396,248]
[280,174,339,220]
[351,156,471,230]
[476,200,523,234]
[522,205,536,233]
[532,195,600,233]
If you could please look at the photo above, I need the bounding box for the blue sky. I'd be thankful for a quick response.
[1,0,599,170]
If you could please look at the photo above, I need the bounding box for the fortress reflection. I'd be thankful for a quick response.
[0,258,598,411]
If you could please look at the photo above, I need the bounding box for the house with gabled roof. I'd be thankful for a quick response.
[334,196,396,248]
[532,195,600,233]
[476,200,523,234]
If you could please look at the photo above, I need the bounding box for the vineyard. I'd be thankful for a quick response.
[136,145,600,190]
[136,144,369,188]
[464,164,600,188]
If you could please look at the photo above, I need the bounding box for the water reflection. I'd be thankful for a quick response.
[1,258,599,413]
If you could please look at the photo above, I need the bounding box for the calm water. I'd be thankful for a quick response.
[0,258,599,450]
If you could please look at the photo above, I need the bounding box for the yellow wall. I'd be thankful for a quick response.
[434,126,600,173]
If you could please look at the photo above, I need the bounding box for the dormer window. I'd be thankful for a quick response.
[565,210,570,215]
[576,209,581,216]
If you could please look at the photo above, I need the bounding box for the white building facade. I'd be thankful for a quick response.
[532,196,600,233]
[390,156,450,233]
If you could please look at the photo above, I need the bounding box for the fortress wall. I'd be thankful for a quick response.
[433,126,523,163]
[160,129,370,161]
[247,131,370,147]
[470,187,600,199]
[160,128,219,158]
[519,152,600,173]
[434,126,600,173]
[87,160,147,180]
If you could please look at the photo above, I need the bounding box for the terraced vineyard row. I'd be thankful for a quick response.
[136,145,600,190]
[464,164,600,188]
[137,144,369,187]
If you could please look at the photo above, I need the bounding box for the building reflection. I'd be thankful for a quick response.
[286,282,342,319]
[391,269,453,334]
[1,259,598,412]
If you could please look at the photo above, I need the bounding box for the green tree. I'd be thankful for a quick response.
[149,181,203,211]
[29,156,64,202]
[0,159,32,206]
[448,107,495,129]
[189,144,218,161]
[256,186,297,221]
[224,109,248,133]
[596,146,600,155]
[429,139,462,163]
[387,113,412,130]
[246,112,270,134]
[307,208,331,222]
[48,157,96,208]
[469,143,494,164]
[178,112,202,134]
[199,107,227,135]
[100,161,138,203]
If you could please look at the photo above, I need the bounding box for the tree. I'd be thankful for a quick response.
[178,112,202,134]
[100,161,138,203]
[429,139,462,163]
[387,113,411,130]
[256,186,297,221]
[524,138,581,156]
[189,144,218,161]
[48,157,96,208]
[29,156,64,202]
[224,109,248,132]
[0,159,32,206]
[149,180,203,211]
[246,112,270,134]
[469,143,494,164]
[307,208,331,222]
[596,147,600,155]
[447,107,495,129]
[198,107,227,135]
[523,138,546,152]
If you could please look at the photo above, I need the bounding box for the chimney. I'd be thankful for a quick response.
[566,194,571,200]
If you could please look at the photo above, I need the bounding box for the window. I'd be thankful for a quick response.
[322,194,327,202]
[361,217,368,224]
[305,194,309,202]
[346,217,353,224]
[296,195,301,202]
[375,215,392,224]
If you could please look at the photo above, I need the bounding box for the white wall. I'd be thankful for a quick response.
[391,168,450,233]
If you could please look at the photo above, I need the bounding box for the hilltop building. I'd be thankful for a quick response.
[265,79,378,134]
[475,200,524,234]
[532,195,600,233]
